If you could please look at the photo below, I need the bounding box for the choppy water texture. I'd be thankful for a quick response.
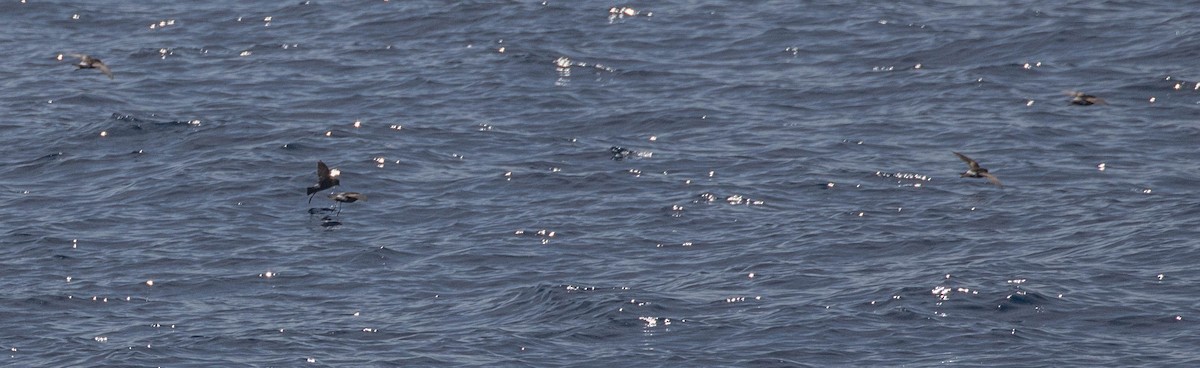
[2,1,1200,366]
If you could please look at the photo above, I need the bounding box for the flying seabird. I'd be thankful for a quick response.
[329,192,365,203]
[953,152,1003,188]
[1065,91,1105,105]
[307,161,340,203]
[328,192,365,215]
[68,53,113,79]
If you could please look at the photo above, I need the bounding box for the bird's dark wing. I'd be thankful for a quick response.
[95,61,113,79]
[953,152,980,169]
[981,172,1003,188]
[317,161,330,180]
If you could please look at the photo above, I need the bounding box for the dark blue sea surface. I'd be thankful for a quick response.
[2,1,1199,366]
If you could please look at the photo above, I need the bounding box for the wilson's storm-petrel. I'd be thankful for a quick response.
[68,54,113,79]
[328,192,366,215]
[330,192,365,203]
[1065,91,1105,106]
[307,161,340,203]
[953,152,1003,188]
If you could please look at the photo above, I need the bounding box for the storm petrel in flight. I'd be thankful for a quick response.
[68,54,113,79]
[953,152,1002,188]
[307,160,340,203]
[328,192,366,215]
[1065,91,1105,106]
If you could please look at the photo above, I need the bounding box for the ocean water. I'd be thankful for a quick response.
[2,1,1199,366]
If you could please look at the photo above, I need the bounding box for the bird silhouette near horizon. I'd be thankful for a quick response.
[954,152,1003,188]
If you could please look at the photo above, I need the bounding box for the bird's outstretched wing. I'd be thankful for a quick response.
[953,152,980,170]
[95,61,113,79]
[980,172,1003,188]
[317,161,331,180]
